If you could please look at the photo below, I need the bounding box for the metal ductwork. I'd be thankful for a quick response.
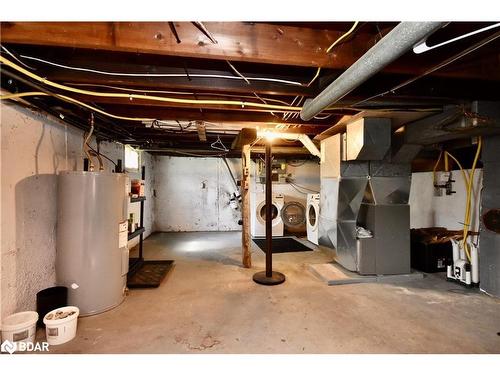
[300,22,446,121]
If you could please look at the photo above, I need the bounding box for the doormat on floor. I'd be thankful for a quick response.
[127,260,174,288]
[253,237,313,253]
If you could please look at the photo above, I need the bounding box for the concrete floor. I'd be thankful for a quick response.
[46,232,500,354]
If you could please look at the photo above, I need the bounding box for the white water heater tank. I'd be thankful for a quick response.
[56,171,129,316]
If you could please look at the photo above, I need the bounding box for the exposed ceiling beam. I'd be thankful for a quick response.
[3,22,499,82]
[24,65,314,97]
[0,22,371,69]
[94,104,336,132]
[68,93,301,113]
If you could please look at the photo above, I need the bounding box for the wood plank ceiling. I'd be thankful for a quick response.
[1,21,499,156]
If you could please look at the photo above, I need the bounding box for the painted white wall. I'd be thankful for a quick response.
[250,159,320,207]
[0,103,153,322]
[409,170,483,231]
[153,156,241,232]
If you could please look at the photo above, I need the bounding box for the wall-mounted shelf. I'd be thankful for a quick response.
[130,196,146,203]
[128,227,145,241]
[128,166,146,280]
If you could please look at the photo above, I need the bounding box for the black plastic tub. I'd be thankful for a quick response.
[36,286,68,327]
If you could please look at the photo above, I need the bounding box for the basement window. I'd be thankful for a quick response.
[125,145,140,171]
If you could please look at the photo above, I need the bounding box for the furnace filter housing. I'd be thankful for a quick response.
[56,172,129,316]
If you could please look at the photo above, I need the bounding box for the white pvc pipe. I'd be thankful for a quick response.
[451,239,460,262]
[470,240,479,284]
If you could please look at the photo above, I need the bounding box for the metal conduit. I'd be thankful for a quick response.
[300,22,446,121]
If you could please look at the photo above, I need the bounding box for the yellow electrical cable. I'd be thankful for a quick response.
[444,151,469,188]
[432,150,443,185]
[307,21,359,87]
[55,93,156,122]
[1,91,157,122]
[462,137,482,260]
[0,91,49,100]
[65,82,294,106]
[0,55,302,112]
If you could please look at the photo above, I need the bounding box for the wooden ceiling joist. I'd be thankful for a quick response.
[3,22,500,82]
[1,22,368,69]
[94,104,336,131]
[30,66,314,97]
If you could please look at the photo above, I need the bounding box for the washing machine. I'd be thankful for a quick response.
[251,192,285,237]
[307,194,320,245]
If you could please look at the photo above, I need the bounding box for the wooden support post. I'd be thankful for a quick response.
[241,144,252,268]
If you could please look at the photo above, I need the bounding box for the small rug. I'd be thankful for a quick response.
[253,237,313,253]
[127,260,174,288]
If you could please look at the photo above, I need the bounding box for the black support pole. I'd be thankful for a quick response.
[139,165,145,260]
[265,142,273,277]
[253,140,286,286]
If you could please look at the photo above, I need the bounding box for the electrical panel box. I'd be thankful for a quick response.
[257,159,287,184]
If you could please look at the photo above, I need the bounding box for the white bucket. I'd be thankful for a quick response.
[1,311,39,343]
[43,306,79,345]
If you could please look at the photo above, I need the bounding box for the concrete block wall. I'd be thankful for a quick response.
[0,103,154,324]
[153,156,242,232]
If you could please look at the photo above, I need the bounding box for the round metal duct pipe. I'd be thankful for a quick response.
[300,22,447,121]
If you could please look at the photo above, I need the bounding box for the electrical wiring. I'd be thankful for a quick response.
[413,22,500,54]
[313,113,334,120]
[353,30,500,107]
[252,92,281,118]
[287,182,310,195]
[17,54,304,86]
[462,137,482,261]
[1,45,37,70]
[282,95,303,121]
[66,84,294,106]
[83,113,95,171]
[286,180,320,195]
[170,150,228,157]
[65,83,197,95]
[86,143,117,168]
[288,181,320,193]
[226,60,250,84]
[249,136,263,150]
[0,55,305,112]
[1,91,157,121]
[307,21,359,87]
[444,151,469,189]
[437,142,482,262]
[432,150,443,185]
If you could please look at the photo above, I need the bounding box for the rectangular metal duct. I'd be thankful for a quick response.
[346,117,391,161]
